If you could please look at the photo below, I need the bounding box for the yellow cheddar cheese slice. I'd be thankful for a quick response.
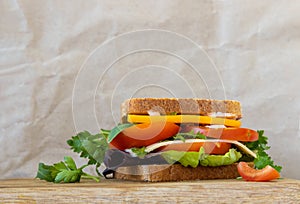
[127,115,241,127]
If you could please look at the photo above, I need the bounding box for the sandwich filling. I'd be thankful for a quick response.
[103,98,281,179]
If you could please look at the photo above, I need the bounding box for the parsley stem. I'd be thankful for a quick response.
[81,173,100,182]
[95,163,102,177]
[78,164,89,170]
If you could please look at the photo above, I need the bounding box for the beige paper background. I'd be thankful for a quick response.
[1,1,299,179]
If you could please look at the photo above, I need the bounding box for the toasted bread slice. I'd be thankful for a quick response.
[114,163,252,182]
[121,98,242,120]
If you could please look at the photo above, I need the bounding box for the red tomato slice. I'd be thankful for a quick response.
[110,122,180,150]
[182,126,258,142]
[237,162,280,181]
[156,142,231,155]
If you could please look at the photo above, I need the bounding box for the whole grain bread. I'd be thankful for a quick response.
[121,98,242,120]
[114,163,252,182]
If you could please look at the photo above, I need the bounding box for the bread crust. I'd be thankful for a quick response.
[114,163,253,182]
[121,98,242,119]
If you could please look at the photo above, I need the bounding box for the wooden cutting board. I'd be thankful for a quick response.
[0,178,299,203]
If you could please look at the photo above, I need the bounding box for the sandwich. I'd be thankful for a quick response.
[36,97,281,183]
[102,98,281,182]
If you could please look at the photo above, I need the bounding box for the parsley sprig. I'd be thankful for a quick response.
[67,131,108,174]
[36,124,132,183]
[36,156,99,183]
[36,131,108,183]
[244,130,282,172]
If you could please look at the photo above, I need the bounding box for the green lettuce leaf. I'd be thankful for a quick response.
[199,148,242,167]
[107,123,134,143]
[162,147,242,168]
[162,151,200,167]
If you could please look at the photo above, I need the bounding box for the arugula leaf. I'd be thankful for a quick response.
[244,130,282,172]
[173,131,207,142]
[36,156,99,183]
[107,123,134,143]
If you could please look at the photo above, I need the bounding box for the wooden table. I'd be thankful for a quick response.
[0,178,299,203]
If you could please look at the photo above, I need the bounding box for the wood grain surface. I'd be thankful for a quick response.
[0,178,299,203]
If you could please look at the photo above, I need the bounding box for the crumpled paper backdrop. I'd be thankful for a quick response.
[1,1,299,179]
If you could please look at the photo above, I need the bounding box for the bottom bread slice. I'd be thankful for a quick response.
[114,163,252,182]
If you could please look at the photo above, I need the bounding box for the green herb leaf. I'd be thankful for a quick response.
[53,161,68,171]
[81,173,100,182]
[131,147,147,158]
[64,156,77,170]
[173,134,186,142]
[54,169,81,183]
[36,163,58,182]
[254,150,282,172]
[107,123,134,143]
[173,131,207,142]
[37,157,82,183]
[100,129,111,139]
[36,156,100,183]
[244,130,282,172]
[37,131,108,183]
[67,131,109,166]
[244,130,268,150]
